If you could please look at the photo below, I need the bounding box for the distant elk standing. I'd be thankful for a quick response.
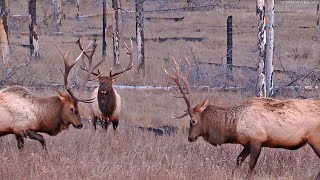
[0,41,100,151]
[165,58,320,176]
[80,40,133,131]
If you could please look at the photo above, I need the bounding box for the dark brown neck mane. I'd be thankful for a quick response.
[37,96,66,136]
[203,105,239,144]
[98,87,116,117]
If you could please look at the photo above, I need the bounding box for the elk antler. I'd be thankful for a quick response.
[164,57,192,119]
[76,38,105,92]
[109,39,134,78]
[53,42,95,103]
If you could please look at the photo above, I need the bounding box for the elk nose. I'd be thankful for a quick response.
[188,137,193,142]
[75,123,83,129]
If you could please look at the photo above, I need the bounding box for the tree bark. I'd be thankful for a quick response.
[266,0,274,96]
[227,16,232,80]
[0,0,10,67]
[29,0,40,58]
[102,0,107,58]
[256,0,266,97]
[76,0,80,18]
[317,2,319,32]
[112,0,120,66]
[136,0,145,75]
[53,0,62,31]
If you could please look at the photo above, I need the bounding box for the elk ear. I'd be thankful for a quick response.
[196,99,210,112]
[56,90,67,100]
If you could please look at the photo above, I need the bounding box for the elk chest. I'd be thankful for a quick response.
[91,87,121,119]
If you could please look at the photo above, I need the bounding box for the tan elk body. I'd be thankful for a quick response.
[0,86,82,135]
[0,40,101,151]
[165,58,320,175]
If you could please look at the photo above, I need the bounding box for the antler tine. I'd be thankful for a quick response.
[110,40,134,78]
[165,57,193,119]
[172,112,189,119]
[185,58,192,78]
[78,39,105,95]
[80,65,100,76]
[54,41,96,103]
[76,38,92,60]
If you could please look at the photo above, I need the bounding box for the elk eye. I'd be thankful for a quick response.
[191,119,196,125]
[69,107,75,112]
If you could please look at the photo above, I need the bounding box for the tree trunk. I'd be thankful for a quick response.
[256,0,266,97]
[317,2,319,32]
[226,16,233,80]
[136,0,145,75]
[76,0,80,18]
[102,0,107,58]
[266,0,274,97]
[112,0,120,66]
[0,0,10,67]
[53,0,62,31]
[29,0,40,58]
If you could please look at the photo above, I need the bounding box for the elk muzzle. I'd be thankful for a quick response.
[188,134,199,142]
[73,123,83,129]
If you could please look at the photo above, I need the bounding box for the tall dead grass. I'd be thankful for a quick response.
[0,89,319,180]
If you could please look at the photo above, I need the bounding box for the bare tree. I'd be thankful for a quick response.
[256,0,266,97]
[29,0,40,58]
[227,16,233,80]
[112,0,120,66]
[136,0,145,75]
[102,0,107,58]
[76,0,80,18]
[53,0,62,32]
[266,0,274,96]
[0,0,10,67]
[317,2,319,32]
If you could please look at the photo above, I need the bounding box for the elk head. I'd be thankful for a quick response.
[165,57,210,143]
[53,40,101,129]
[80,39,133,93]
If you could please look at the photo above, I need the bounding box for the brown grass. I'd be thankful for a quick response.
[0,88,320,179]
[1,0,320,179]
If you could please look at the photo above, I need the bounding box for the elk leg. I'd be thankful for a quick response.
[248,143,262,176]
[104,119,110,131]
[308,139,320,179]
[92,115,98,130]
[26,130,47,152]
[15,134,24,150]
[308,140,320,158]
[112,120,119,131]
[237,145,250,166]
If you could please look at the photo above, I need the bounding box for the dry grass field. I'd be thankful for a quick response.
[1,0,320,179]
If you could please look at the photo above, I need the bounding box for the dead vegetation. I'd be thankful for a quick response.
[0,0,320,179]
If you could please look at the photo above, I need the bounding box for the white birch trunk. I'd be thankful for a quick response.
[29,0,40,58]
[257,0,266,97]
[112,0,120,66]
[266,0,274,97]
[136,0,145,75]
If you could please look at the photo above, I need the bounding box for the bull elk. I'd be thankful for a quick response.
[0,40,100,151]
[165,58,320,176]
[80,40,133,131]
